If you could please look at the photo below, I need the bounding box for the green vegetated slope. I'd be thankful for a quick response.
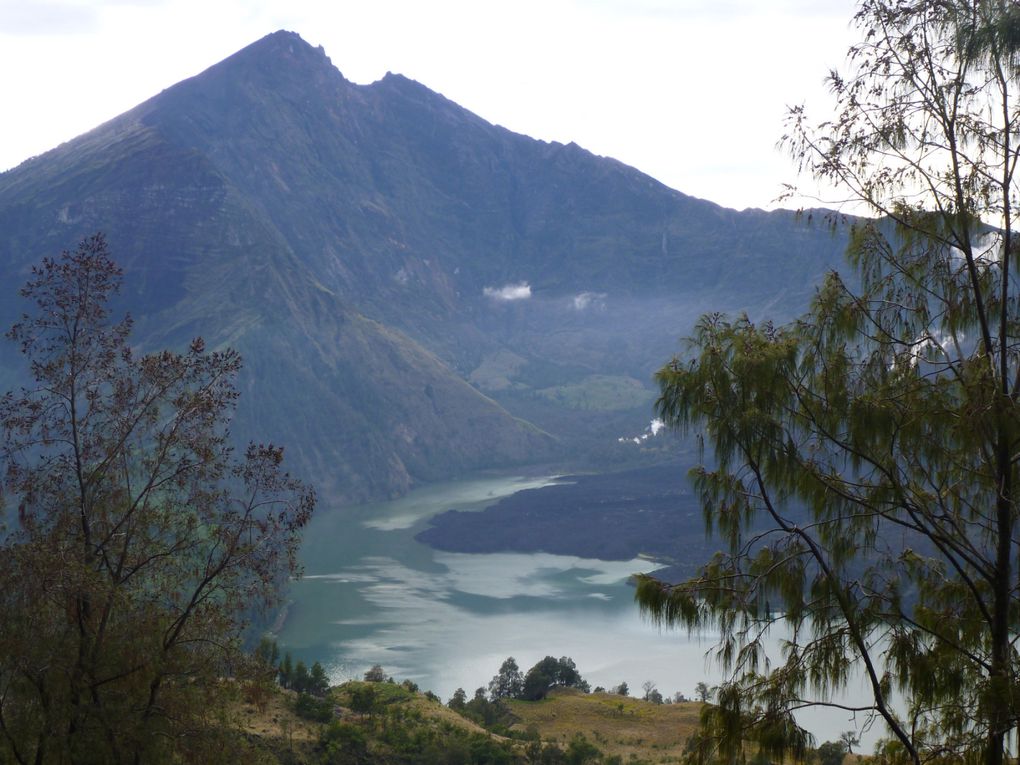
[239,681,702,764]
[0,30,847,501]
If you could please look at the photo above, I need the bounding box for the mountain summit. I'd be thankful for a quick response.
[0,32,845,502]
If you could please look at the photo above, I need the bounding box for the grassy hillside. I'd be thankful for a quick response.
[507,687,702,762]
[239,680,702,764]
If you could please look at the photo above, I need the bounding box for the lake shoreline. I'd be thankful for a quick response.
[414,462,715,579]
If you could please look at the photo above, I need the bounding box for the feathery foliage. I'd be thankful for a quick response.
[637,3,1020,765]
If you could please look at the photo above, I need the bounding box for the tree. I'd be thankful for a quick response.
[641,681,663,705]
[488,656,524,700]
[448,687,467,711]
[554,656,584,689]
[817,741,848,765]
[462,686,513,729]
[363,664,385,682]
[280,652,295,689]
[255,636,280,671]
[694,682,712,704]
[636,3,1020,765]
[293,660,311,694]
[247,637,282,712]
[839,730,860,756]
[521,660,557,701]
[519,656,589,701]
[612,682,629,697]
[349,684,377,717]
[0,234,315,763]
[308,661,330,697]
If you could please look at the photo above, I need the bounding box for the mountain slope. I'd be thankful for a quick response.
[0,31,846,502]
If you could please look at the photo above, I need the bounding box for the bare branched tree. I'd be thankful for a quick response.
[0,234,314,763]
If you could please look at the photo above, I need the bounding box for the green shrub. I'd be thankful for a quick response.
[295,692,334,723]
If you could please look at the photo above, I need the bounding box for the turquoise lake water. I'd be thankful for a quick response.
[277,473,874,744]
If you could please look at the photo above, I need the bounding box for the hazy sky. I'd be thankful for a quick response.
[0,0,859,210]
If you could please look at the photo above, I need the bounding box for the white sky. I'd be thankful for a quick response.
[0,0,859,211]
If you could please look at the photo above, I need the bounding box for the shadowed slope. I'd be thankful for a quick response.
[0,31,845,502]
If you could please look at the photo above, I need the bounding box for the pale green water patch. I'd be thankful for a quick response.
[359,475,563,531]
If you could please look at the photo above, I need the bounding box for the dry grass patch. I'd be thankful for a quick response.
[234,687,322,744]
[509,688,702,762]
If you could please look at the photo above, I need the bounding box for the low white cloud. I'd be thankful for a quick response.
[572,291,607,310]
[484,282,531,301]
[617,418,666,445]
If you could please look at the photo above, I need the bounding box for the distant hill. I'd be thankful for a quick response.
[238,679,703,763]
[0,31,847,502]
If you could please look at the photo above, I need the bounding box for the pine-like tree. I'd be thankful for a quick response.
[638,3,1020,764]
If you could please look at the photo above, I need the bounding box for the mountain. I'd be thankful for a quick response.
[0,31,847,502]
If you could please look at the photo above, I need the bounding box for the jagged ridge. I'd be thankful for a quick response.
[0,31,847,502]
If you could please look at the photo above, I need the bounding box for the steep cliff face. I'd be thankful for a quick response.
[0,31,845,502]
